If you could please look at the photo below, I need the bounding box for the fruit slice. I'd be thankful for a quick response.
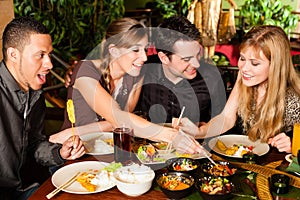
[216,139,227,151]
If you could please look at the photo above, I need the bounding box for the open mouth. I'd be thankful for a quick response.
[38,73,47,84]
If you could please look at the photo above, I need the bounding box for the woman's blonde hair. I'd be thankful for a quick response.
[100,18,146,92]
[238,25,300,142]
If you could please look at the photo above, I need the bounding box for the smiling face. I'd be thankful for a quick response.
[161,40,201,83]
[238,46,270,87]
[12,34,53,91]
[111,35,148,77]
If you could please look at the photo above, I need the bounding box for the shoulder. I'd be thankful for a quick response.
[286,88,300,103]
[198,60,223,78]
[75,60,101,80]
[143,62,163,82]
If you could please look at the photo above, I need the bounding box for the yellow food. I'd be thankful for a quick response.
[216,139,227,151]
[76,172,97,192]
[67,99,76,124]
[175,152,191,158]
[104,138,113,146]
[225,145,239,155]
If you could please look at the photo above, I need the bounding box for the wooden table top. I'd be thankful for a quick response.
[28,147,298,200]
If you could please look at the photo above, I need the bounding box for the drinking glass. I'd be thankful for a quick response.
[113,125,133,164]
[292,123,300,157]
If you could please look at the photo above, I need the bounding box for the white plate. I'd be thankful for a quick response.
[136,149,210,165]
[80,132,114,155]
[52,161,115,194]
[285,154,293,163]
[208,135,270,158]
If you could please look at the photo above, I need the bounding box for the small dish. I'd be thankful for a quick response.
[201,161,237,178]
[113,164,155,196]
[270,174,290,194]
[166,157,199,175]
[195,176,234,200]
[156,172,194,199]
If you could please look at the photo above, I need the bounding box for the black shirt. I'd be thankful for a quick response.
[136,59,226,123]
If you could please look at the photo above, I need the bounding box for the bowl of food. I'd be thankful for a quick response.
[113,163,155,196]
[195,176,234,200]
[166,157,199,174]
[201,161,237,178]
[156,172,194,199]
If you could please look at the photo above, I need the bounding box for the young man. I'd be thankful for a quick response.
[0,17,85,200]
[136,16,226,124]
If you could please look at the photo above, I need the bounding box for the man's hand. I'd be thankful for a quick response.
[64,61,77,88]
[60,135,85,160]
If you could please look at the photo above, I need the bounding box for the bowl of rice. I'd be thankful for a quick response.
[113,163,155,196]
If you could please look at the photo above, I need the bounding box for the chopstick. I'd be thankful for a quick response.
[203,150,218,166]
[176,106,186,126]
[46,172,80,199]
[165,142,172,154]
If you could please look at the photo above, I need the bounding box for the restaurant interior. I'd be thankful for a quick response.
[1,0,300,199]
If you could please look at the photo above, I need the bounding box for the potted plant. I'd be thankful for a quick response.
[240,0,298,35]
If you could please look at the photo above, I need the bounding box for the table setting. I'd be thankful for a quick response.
[29,125,300,200]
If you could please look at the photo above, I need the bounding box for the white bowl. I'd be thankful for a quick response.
[113,164,155,196]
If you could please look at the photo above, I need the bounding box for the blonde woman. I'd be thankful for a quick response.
[50,18,203,154]
[178,25,300,153]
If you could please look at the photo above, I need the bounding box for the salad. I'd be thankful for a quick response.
[137,144,165,163]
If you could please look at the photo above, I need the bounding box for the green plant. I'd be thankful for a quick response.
[14,0,125,63]
[240,0,298,34]
[154,0,192,19]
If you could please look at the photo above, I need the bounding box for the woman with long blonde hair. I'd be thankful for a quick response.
[178,25,300,153]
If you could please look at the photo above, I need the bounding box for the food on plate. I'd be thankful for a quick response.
[216,139,227,151]
[215,139,254,157]
[199,177,233,195]
[152,142,168,150]
[103,138,113,146]
[76,163,122,192]
[76,171,98,192]
[101,162,122,172]
[225,144,253,156]
[137,144,165,163]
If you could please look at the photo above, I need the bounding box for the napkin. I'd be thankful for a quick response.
[286,157,300,173]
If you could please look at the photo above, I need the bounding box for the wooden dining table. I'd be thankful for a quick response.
[28,146,299,200]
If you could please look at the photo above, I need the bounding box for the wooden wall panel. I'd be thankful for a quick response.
[0,0,14,60]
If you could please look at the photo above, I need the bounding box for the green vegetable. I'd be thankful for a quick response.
[102,162,122,172]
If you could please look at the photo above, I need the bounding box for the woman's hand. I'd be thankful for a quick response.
[172,117,206,138]
[171,129,205,154]
[49,128,72,144]
[268,132,292,153]
[60,135,85,160]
